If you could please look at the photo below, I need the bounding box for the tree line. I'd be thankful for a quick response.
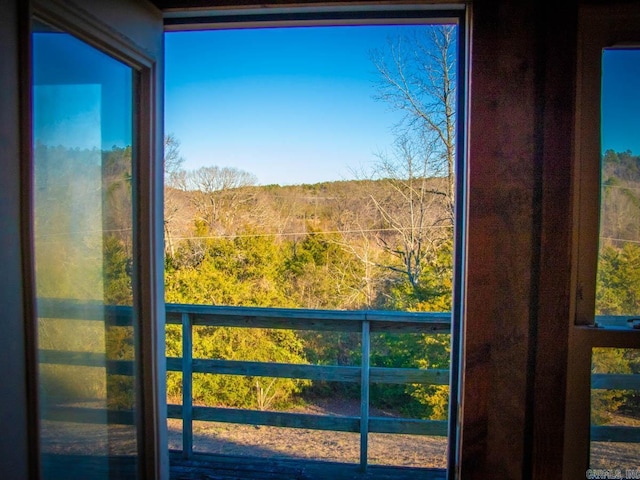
[162,155,454,418]
[592,149,640,425]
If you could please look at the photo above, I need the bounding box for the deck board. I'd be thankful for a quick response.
[170,452,447,479]
[40,452,446,479]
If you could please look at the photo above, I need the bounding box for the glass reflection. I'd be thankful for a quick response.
[33,19,138,478]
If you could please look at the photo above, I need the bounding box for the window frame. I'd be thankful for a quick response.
[566,4,640,478]
[574,5,640,327]
[162,6,469,479]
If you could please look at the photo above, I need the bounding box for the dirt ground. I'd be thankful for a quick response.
[167,398,640,470]
[589,412,640,470]
[40,399,639,471]
[168,397,447,468]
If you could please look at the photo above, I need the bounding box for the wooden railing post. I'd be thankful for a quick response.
[182,312,193,459]
[360,318,370,472]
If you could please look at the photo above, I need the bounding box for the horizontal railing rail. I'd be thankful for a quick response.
[37,299,640,469]
[165,303,452,333]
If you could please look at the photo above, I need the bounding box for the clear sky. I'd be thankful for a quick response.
[165,25,430,186]
[601,49,640,156]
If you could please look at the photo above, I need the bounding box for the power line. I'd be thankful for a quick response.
[35,227,133,240]
[34,225,454,241]
[600,236,640,246]
[602,184,640,192]
[171,225,454,241]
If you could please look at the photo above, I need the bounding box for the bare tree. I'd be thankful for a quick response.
[334,211,387,308]
[162,134,260,256]
[368,25,457,293]
[164,134,187,257]
[164,133,186,189]
[371,25,456,220]
[371,135,451,291]
[185,165,257,233]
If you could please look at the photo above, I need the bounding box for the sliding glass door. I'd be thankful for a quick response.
[29,1,166,477]
[33,18,138,478]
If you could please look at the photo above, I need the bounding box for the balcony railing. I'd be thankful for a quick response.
[37,299,640,468]
[165,303,450,469]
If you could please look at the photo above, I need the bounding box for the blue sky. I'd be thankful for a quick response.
[601,49,640,156]
[165,25,427,186]
[33,27,640,181]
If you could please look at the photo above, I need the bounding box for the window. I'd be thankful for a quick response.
[163,6,467,476]
[590,347,640,470]
[27,2,166,478]
[568,5,640,478]
[596,48,640,320]
[588,47,640,475]
[33,18,140,478]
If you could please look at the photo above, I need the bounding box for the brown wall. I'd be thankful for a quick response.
[462,1,577,478]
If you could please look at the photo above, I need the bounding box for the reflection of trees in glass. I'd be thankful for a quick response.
[35,143,135,408]
[34,143,104,300]
[33,143,134,302]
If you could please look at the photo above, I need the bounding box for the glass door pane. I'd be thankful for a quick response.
[33,19,139,478]
[596,48,640,319]
[590,347,640,472]
[589,48,640,475]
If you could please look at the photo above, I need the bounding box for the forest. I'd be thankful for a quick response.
[592,149,640,425]
[160,145,640,424]
[34,143,640,425]
[33,146,640,430]
[160,25,459,420]
[162,139,454,419]
[35,25,459,425]
[34,24,638,431]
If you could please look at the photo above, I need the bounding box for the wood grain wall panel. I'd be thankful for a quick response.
[532,2,577,478]
[462,1,538,478]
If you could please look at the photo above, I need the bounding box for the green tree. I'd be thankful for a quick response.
[166,326,308,409]
[596,243,640,315]
[164,229,310,408]
[284,228,365,309]
[591,348,639,425]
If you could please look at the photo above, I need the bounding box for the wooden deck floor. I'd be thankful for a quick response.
[40,452,446,479]
[170,452,447,480]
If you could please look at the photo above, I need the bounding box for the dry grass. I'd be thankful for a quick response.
[590,413,640,470]
[39,401,638,471]
[168,398,448,468]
